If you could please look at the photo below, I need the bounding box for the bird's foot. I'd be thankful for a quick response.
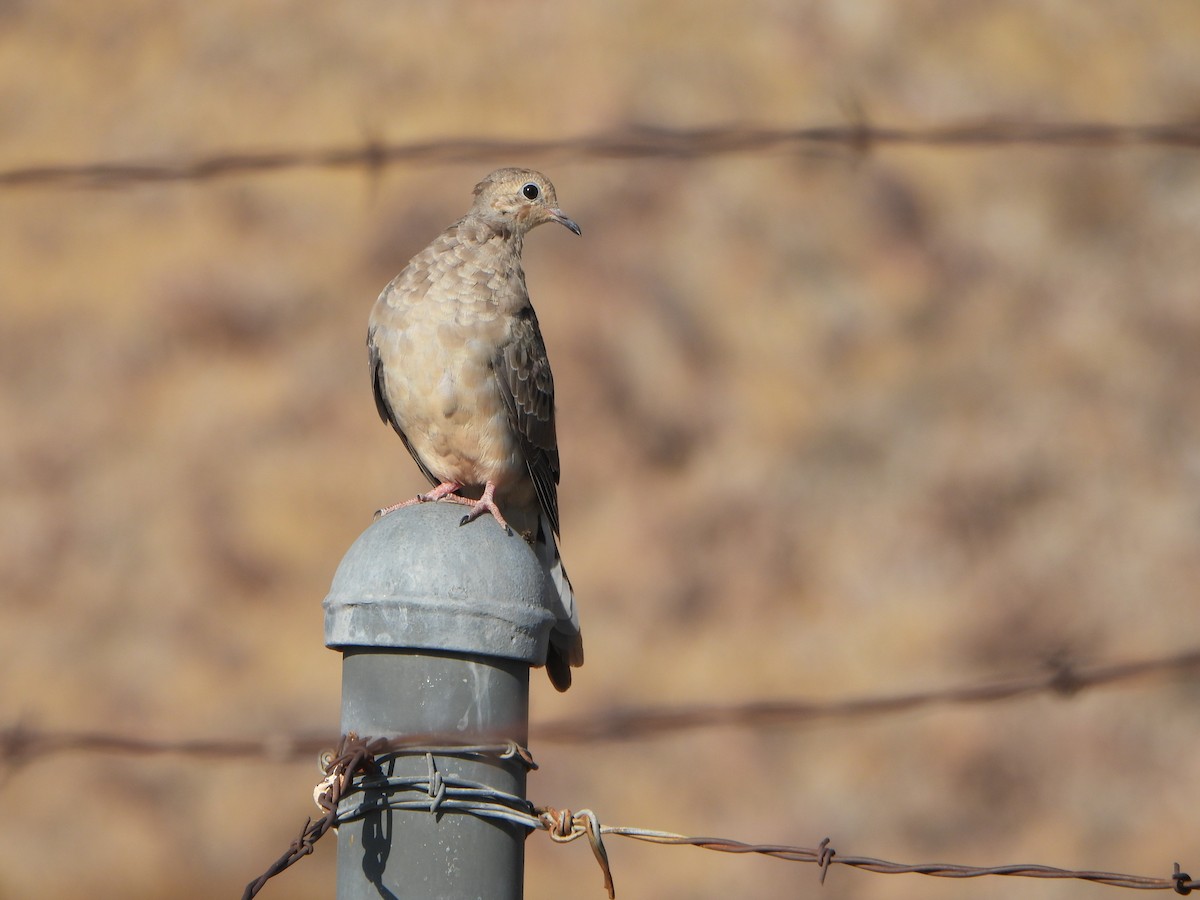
[444,481,512,535]
[373,482,462,519]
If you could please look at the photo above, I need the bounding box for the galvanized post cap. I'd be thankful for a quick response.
[323,502,555,664]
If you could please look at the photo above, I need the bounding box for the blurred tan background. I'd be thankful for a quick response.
[3,2,1200,898]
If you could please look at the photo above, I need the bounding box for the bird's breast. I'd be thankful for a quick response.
[379,303,524,489]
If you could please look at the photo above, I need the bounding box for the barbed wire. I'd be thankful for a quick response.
[3,648,1197,771]
[244,733,1200,898]
[544,813,1200,896]
[535,646,1200,742]
[3,119,1199,190]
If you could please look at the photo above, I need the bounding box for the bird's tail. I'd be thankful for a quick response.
[536,513,583,692]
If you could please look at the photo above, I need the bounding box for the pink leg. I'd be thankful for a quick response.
[374,481,462,519]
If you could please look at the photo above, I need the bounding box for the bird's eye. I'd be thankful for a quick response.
[522,182,540,200]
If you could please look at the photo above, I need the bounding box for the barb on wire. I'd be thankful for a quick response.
[541,807,616,898]
[2,120,1200,190]
[3,648,1198,770]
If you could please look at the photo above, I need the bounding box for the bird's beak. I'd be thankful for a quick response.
[549,208,582,236]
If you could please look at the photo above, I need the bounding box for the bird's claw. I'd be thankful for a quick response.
[454,483,513,535]
[458,504,513,536]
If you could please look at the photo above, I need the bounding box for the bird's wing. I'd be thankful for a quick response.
[495,305,561,535]
[367,322,439,487]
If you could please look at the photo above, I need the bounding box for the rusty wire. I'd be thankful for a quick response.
[3,647,1196,770]
[242,732,384,900]
[2,120,1200,190]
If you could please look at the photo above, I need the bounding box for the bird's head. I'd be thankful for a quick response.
[470,168,581,237]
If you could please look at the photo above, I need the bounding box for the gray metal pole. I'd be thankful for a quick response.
[324,501,555,900]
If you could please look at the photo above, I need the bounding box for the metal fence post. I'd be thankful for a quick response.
[323,501,555,900]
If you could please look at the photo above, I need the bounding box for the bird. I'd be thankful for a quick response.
[366,167,584,691]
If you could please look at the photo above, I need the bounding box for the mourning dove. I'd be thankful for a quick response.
[367,167,584,691]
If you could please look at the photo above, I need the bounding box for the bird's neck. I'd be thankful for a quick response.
[458,216,525,252]
[455,218,524,269]
[450,219,528,306]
